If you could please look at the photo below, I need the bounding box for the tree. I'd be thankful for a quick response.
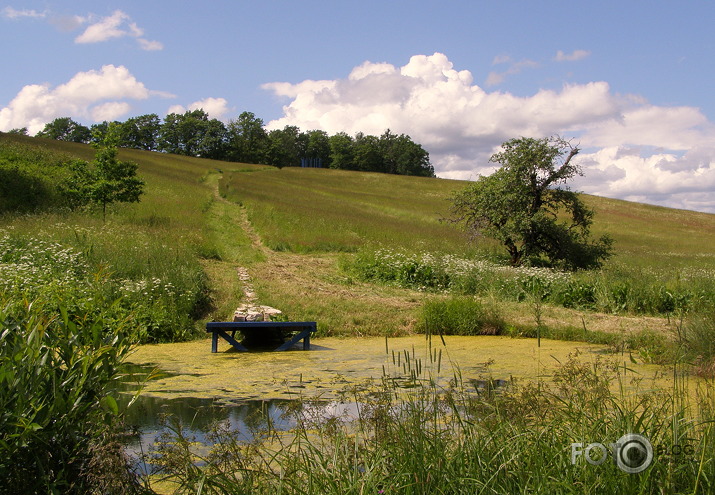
[226,111,269,164]
[328,132,354,170]
[36,117,91,143]
[380,129,434,177]
[353,132,383,172]
[121,113,161,150]
[266,126,303,167]
[158,109,227,159]
[304,129,331,167]
[451,136,612,270]
[65,124,145,220]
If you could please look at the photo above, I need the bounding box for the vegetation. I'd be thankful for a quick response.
[2,131,715,492]
[0,298,139,493]
[451,136,613,269]
[36,112,435,177]
[66,124,145,219]
[149,349,715,494]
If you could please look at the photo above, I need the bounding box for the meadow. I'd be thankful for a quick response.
[2,132,715,493]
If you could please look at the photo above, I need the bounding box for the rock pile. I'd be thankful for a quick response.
[233,304,283,322]
[233,266,283,322]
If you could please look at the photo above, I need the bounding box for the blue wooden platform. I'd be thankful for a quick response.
[206,321,317,352]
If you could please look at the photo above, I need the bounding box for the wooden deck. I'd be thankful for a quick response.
[206,321,317,352]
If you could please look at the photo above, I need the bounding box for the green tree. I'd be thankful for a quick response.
[305,129,331,167]
[267,125,303,167]
[36,117,91,143]
[65,124,145,220]
[226,111,269,164]
[380,129,434,177]
[328,132,354,170]
[353,132,383,172]
[158,109,227,159]
[121,113,161,150]
[451,136,612,270]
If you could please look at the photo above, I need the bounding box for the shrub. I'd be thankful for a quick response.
[0,301,139,494]
[416,296,504,336]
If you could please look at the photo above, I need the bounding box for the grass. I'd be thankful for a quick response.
[147,346,715,494]
[4,132,715,492]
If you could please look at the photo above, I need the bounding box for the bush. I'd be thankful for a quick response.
[0,301,139,494]
[416,296,504,336]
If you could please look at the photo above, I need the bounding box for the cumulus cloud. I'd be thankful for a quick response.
[0,65,169,134]
[74,9,162,50]
[555,49,591,62]
[167,97,231,119]
[262,52,715,212]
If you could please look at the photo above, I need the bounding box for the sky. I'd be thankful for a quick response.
[2,1,715,213]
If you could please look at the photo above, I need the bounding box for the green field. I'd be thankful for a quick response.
[3,132,715,493]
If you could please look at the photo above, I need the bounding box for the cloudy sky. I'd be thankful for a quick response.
[2,1,715,212]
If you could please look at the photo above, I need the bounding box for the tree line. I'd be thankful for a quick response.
[14,110,434,177]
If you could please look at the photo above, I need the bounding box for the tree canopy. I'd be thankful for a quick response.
[32,111,435,178]
[451,136,612,270]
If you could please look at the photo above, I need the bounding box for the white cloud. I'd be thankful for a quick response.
[555,49,591,62]
[1,6,46,19]
[167,97,231,119]
[75,10,130,43]
[73,9,162,50]
[0,65,160,134]
[262,52,715,212]
[137,38,164,51]
[4,7,163,51]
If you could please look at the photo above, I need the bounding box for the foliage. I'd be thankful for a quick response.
[417,296,505,335]
[451,136,612,270]
[158,109,228,159]
[31,109,435,177]
[681,311,715,377]
[348,247,714,317]
[226,111,269,164]
[0,300,139,494]
[0,139,78,212]
[36,116,92,143]
[65,124,145,219]
[0,228,207,344]
[149,352,715,494]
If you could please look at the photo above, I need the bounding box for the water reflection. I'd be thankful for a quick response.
[122,394,297,471]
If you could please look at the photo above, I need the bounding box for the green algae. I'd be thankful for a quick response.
[126,335,668,403]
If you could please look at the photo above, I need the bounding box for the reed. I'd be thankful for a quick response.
[148,342,715,494]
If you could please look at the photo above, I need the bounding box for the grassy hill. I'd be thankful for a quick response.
[3,132,715,343]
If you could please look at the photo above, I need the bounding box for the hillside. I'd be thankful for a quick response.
[3,132,715,340]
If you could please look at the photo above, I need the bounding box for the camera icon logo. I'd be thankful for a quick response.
[571,433,653,473]
[614,433,653,473]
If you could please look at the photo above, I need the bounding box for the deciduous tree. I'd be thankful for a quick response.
[451,136,612,270]
[65,124,145,220]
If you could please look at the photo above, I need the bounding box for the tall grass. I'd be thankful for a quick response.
[347,247,715,317]
[147,345,715,494]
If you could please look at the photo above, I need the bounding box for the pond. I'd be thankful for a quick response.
[120,334,670,471]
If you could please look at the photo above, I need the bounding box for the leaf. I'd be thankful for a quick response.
[100,395,119,415]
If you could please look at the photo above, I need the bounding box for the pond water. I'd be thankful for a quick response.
[121,334,668,470]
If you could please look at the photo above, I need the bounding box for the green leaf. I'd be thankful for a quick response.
[100,395,119,415]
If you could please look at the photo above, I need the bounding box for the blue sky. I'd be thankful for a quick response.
[2,1,715,212]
